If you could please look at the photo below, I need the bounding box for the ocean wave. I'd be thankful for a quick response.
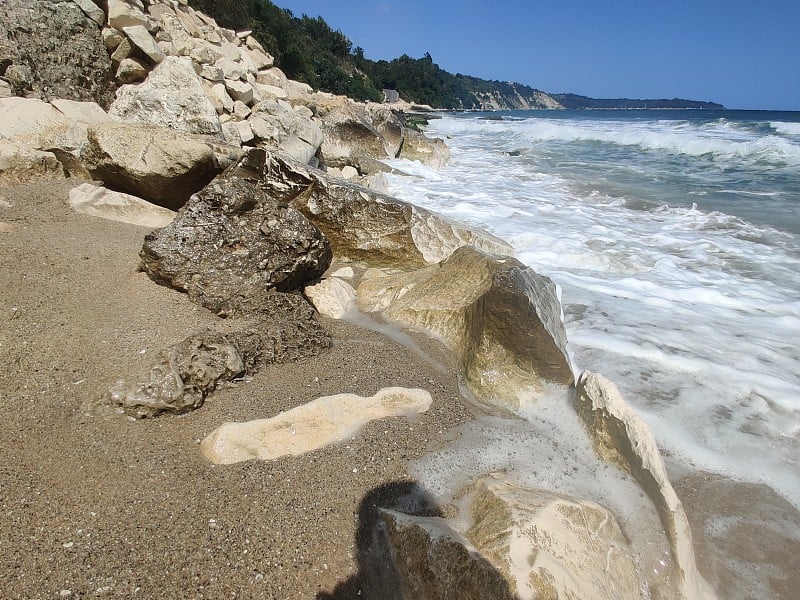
[771,120,800,136]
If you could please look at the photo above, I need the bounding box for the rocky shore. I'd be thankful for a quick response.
[2,1,796,599]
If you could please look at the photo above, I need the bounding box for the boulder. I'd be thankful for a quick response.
[206,82,234,114]
[109,56,222,136]
[247,151,513,268]
[71,0,105,26]
[121,25,166,64]
[81,121,222,209]
[225,79,254,105]
[107,0,150,30]
[574,371,706,600]
[357,246,574,407]
[67,183,176,228]
[248,100,324,164]
[139,172,332,314]
[0,140,65,185]
[201,387,432,464]
[398,127,451,168]
[304,277,357,319]
[463,476,640,600]
[0,0,115,108]
[317,101,394,169]
[366,103,404,158]
[115,57,148,84]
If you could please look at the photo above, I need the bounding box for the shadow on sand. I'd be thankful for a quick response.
[317,480,517,600]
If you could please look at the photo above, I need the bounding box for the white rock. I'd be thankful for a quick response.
[68,183,176,228]
[110,56,221,136]
[71,0,105,26]
[122,25,166,63]
[207,82,234,114]
[246,48,273,70]
[107,0,149,30]
[215,57,244,81]
[330,266,355,279]
[234,120,253,143]
[0,80,12,98]
[304,277,357,319]
[199,64,224,82]
[340,165,358,180]
[116,58,148,84]
[201,387,433,464]
[232,100,251,120]
[224,79,253,105]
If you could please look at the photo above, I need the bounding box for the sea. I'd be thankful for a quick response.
[383,109,800,512]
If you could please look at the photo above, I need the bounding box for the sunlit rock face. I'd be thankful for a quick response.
[357,246,574,409]
[200,387,433,464]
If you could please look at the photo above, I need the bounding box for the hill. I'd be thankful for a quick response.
[552,94,724,110]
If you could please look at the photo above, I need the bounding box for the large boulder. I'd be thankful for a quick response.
[398,127,451,168]
[316,100,395,169]
[0,97,108,152]
[374,475,641,600]
[248,99,324,164]
[0,139,65,185]
[201,387,432,464]
[81,121,222,209]
[0,0,115,108]
[574,371,708,600]
[246,151,512,268]
[357,246,574,407]
[140,172,332,314]
[109,56,222,136]
[463,476,640,600]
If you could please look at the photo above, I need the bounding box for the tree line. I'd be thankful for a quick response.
[187,0,531,108]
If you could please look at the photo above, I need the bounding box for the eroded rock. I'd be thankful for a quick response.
[82,121,222,209]
[463,476,640,600]
[201,387,432,464]
[574,370,708,600]
[398,127,451,168]
[357,246,574,408]
[106,292,331,418]
[304,277,357,319]
[140,173,332,314]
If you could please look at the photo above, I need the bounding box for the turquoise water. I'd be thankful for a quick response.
[385,109,800,508]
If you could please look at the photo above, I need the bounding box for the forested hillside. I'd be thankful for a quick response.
[187,0,557,109]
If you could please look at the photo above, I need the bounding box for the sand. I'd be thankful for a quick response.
[2,180,798,599]
[0,180,471,598]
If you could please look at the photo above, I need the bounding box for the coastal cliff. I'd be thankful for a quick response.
[1,1,717,598]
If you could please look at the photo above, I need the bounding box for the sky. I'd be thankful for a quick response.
[273,0,799,110]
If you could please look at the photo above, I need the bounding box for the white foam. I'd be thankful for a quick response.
[390,113,800,509]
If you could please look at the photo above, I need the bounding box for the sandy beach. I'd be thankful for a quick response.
[0,179,473,598]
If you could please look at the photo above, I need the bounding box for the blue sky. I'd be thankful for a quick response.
[274,0,799,110]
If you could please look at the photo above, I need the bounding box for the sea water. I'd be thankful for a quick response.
[384,109,800,509]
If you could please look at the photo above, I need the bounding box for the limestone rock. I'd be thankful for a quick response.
[107,0,150,30]
[115,57,148,84]
[304,277,357,319]
[366,103,404,158]
[67,183,176,228]
[398,128,451,168]
[82,121,222,209]
[574,371,706,599]
[463,476,640,600]
[248,150,513,268]
[248,100,324,164]
[139,173,332,313]
[109,56,222,136]
[357,246,574,407]
[225,79,253,105]
[0,80,11,98]
[377,509,516,600]
[102,27,125,50]
[0,140,65,185]
[317,101,394,169]
[207,82,234,114]
[71,0,105,26]
[201,387,432,464]
[122,25,166,64]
